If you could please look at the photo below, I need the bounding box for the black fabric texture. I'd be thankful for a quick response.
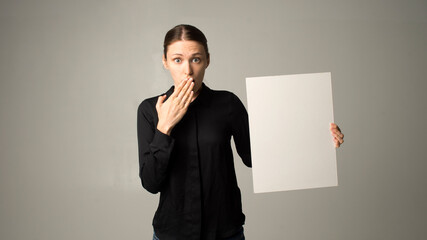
[137,84,251,240]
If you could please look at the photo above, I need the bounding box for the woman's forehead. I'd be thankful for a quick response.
[167,40,206,56]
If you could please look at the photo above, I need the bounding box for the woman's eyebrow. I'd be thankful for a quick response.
[170,52,203,57]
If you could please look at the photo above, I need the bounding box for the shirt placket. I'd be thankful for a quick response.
[187,106,203,239]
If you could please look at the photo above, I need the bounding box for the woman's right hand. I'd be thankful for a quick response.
[156,78,194,135]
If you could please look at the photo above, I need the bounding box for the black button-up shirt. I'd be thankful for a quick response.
[137,84,251,240]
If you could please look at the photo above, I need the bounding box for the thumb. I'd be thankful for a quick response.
[156,95,166,109]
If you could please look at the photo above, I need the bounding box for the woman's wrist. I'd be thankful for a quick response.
[157,122,172,136]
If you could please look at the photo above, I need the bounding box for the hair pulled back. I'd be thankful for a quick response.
[163,24,209,59]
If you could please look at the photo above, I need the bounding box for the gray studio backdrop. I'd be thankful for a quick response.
[1,0,426,239]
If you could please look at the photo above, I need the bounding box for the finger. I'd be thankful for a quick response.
[183,91,194,109]
[175,79,191,103]
[156,95,166,109]
[180,81,194,105]
[333,135,342,143]
[333,135,343,144]
[332,129,344,138]
[330,123,342,132]
[332,131,341,139]
[333,138,339,148]
[170,79,187,99]
[333,136,343,147]
[330,129,339,138]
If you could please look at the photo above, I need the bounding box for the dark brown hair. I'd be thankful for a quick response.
[163,24,209,59]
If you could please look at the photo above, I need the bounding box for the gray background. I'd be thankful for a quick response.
[1,0,426,239]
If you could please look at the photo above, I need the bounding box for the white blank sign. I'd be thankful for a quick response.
[246,72,337,193]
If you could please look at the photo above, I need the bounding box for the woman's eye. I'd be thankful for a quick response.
[192,58,201,63]
[173,58,181,63]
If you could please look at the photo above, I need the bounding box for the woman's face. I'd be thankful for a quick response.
[163,40,209,94]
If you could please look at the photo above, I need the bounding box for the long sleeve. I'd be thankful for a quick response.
[137,99,175,193]
[229,93,252,168]
[139,85,251,239]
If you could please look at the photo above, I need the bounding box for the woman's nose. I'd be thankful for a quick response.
[184,61,193,76]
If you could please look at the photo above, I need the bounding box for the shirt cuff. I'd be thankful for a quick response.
[151,129,175,149]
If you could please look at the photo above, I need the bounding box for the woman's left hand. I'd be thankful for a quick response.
[330,123,344,148]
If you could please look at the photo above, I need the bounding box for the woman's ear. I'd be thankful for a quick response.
[206,56,210,69]
[162,55,168,69]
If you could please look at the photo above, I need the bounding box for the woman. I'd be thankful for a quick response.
[137,24,344,240]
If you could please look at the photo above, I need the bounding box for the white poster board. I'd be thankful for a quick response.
[246,72,337,193]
